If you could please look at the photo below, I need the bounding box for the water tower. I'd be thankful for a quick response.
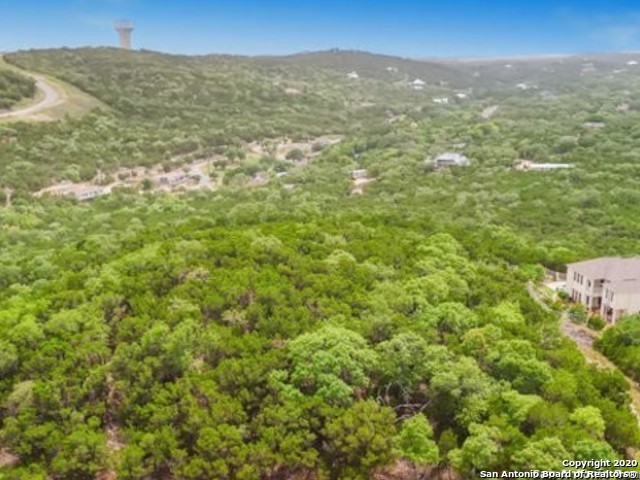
[114,20,134,50]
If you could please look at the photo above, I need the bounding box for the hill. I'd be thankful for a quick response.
[5,48,444,128]
[436,51,640,92]
[265,49,471,85]
[0,47,459,191]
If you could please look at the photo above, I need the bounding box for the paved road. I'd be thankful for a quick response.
[0,75,62,119]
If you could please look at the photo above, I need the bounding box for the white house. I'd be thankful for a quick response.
[566,257,640,322]
[434,153,470,168]
[35,183,107,201]
[346,71,360,80]
[433,97,449,105]
[515,160,573,171]
[350,169,368,180]
[410,79,426,91]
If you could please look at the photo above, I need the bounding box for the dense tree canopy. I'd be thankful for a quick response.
[1,47,640,478]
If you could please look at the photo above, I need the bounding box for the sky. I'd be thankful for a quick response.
[2,0,640,58]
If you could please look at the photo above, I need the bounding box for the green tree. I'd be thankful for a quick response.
[449,423,502,477]
[283,326,378,405]
[322,400,396,480]
[394,414,439,479]
[570,406,606,439]
[512,437,569,471]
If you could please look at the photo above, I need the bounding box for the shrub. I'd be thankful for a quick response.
[588,316,606,331]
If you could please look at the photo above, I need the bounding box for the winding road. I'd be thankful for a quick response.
[0,74,63,120]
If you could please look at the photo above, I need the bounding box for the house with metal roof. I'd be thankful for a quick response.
[434,153,471,168]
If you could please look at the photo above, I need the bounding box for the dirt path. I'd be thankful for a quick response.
[527,283,640,425]
[0,74,63,120]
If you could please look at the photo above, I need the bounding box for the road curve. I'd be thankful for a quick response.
[0,74,63,120]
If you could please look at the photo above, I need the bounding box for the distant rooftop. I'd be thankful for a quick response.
[436,152,469,163]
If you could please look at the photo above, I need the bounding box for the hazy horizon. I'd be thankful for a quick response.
[2,0,640,58]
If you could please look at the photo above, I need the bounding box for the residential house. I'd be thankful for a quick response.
[434,153,470,168]
[350,169,368,180]
[566,257,640,322]
[433,97,449,105]
[602,279,640,323]
[515,160,573,171]
[35,183,107,201]
[346,71,359,80]
[410,79,426,91]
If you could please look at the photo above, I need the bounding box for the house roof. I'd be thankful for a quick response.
[436,152,470,164]
[568,257,640,281]
[606,278,640,294]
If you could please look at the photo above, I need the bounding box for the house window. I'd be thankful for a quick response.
[587,280,591,288]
